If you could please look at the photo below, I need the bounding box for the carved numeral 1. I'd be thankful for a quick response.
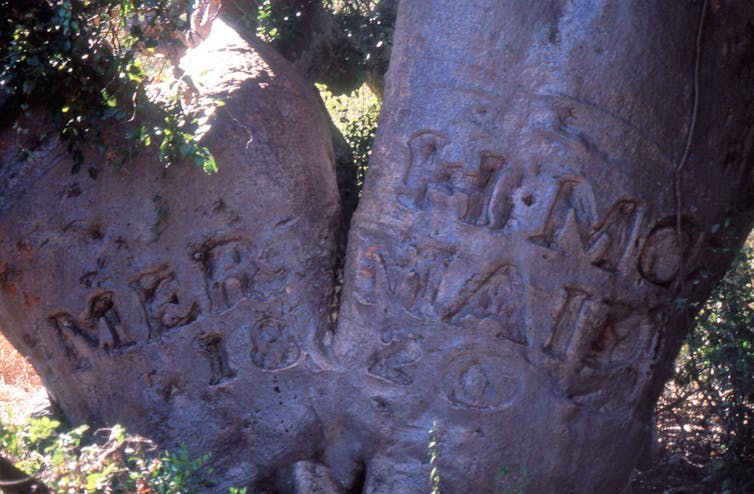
[544,286,598,361]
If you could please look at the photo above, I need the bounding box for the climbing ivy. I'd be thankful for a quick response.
[0,0,216,173]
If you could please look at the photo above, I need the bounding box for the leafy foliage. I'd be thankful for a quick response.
[231,0,395,94]
[253,0,280,41]
[320,0,395,84]
[253,0,393,70]
[0,415,246,493]
[319,82,380,191]
[672,234,754,492]
[0,0,215,172]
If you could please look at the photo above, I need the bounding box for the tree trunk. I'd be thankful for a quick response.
[331,0,754,492]
[1,1,753,493]
[0,18,342,491]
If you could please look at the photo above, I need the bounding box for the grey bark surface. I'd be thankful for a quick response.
[1,1,754,493]
[0,19,341,490]
[333,0,754,492]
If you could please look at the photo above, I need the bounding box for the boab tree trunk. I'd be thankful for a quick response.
[0,18,342,491]
[1,1,753,493]
[330,0,754,492]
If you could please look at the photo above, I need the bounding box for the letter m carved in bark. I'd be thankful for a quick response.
[529,179,641,272]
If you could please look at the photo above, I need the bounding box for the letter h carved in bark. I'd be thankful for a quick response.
[398,131,505,227]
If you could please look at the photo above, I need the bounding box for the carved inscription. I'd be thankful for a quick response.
[540,287,657,409]
[395,131,707,287]
[524,178,707,283]
[48,291,133,353]
[194,239,285,314]
[398,131,515,227]
[397,132,654,276]
[131,266,199,337]
[439,264,526,344]
[48,312,91,369]
[543,286,596,361]
[367,327,422,385]
[530,180,641,272]
[443,352,519,410]
[86,292,133,350]
[353,235,526,345]
[197,331,235,385]
[249,317,300,371]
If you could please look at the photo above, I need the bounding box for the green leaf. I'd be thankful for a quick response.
[201,151,217,174]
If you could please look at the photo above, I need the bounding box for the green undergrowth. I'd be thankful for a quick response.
[1,0,216,173]
[670,232,754,492]
[0,414,246,493]
[318,82,380,191]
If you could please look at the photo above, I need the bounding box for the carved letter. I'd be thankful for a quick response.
[530,180,641,273]
[48,312,96,369]
[530,180,597,250]
[544,286,604,362]
[367,328,422,385]
[197,331,235,385]
[443,352,520,410]
[398,131,512,228]
[49,312,97,348]
[86,291,133,350]
[250,317,301,371]
[439,265,526,344]
[586,199,640,271]
[459,152,505,226]
[639,226,682,285]
[194,239,286,313]
[398,131,450,210]
[488,163,524,230]
[583,305,652,370]
[131,266,199,338]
